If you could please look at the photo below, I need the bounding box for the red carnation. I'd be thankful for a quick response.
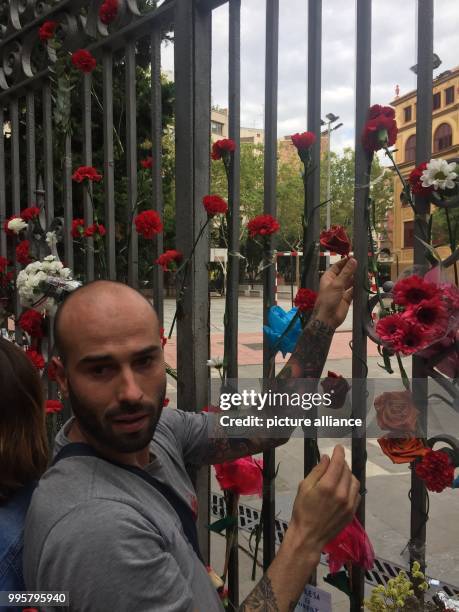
[16,240,32,265]
[0,256,9,273]
[19,309,44,338]
[293,287,318,312]
[415,449,454,492]
[25,348,45,370]
[21,206,40,221]
[99,0,118,25]
[72,165,102,183]
[84,223,106,238]
[362,104,397,153]
[47,361,57,382]
[211,138,236,161]
[321,371,350,410]
[203,195,228,217]
[409,162,433,196]
[140,156,153,169]
[134,210,163,239]
[0,271,13,288]
[160,327,167,348]
[393,274,437,306]
[71,49,97,73]
[214,456,263,497]
[38,20,58,42]
[247,214,280,238]
[291,131,316,151]
[155,249,183,272]
[71,218,85,238]
[320,225,351,256]
[45,399,63,414]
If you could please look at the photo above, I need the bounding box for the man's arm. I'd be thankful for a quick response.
[239,446,360,612]
[202,257,357,464]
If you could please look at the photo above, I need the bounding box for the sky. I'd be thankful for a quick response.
[161,0,458,153]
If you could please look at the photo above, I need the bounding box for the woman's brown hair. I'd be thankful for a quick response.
[0,337,48,502]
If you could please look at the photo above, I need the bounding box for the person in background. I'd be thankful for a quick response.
[0,338,48,602]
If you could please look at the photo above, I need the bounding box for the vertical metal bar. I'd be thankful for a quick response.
[351,1,372,609]
[26,92,36,206]
[226,0,241,601]
[63,121,74,272]
[262,0,279,571]
[304,0,323,587]
[0,106,6,258]
[174,0,211,563]
[83,74,95,281]
[126,41,138,288]
[43,83,54,225]
[151,28,164,325]
[410,0,433,579]
[10,99,21,340]
[102,51,117,280]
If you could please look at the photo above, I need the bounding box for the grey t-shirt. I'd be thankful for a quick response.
[24,407,224,612]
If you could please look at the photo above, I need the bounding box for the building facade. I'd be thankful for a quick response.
[391,67,459,278]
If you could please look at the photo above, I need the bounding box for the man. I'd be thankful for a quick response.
[24,257,360,611]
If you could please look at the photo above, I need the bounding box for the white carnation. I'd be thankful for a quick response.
[7,217,28,234]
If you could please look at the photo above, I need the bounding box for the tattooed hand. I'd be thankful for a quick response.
[314,256,357,329]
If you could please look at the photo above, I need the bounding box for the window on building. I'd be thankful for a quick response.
[404,106,412,123]
[405,134,416,163]
[433,92,441,110]
[433,123,453,152]
[211,121,223,135]
[445,86,455,105]
[403,220,414,248]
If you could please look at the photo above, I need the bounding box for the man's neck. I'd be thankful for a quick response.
[67,420,151,468]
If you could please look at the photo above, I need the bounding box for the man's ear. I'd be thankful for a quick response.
[52,356,69,398]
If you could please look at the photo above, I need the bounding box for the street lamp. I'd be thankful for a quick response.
[322,113,343,229]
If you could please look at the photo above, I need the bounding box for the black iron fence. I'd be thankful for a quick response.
[0,0,456,610]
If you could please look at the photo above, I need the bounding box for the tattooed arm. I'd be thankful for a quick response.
[239,447,360,611]
[201,257,357,464]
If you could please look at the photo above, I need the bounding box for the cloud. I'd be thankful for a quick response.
[161,0,458,153]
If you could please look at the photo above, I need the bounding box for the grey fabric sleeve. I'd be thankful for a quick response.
[34,500,194,612]
[164,408,217,466]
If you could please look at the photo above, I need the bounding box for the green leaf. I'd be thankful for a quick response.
[207,515,238,534]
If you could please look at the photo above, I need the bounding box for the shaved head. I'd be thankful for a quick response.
[54,280,156,362]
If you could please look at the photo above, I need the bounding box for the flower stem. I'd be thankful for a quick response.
[395,352,411,391]
[445,207,459,286]
[384,146,415,213]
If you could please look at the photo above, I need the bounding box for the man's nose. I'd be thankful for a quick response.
[117,368,143,404]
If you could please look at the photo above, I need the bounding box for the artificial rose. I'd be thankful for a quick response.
[72,165,102,183]
[134,210,163,239]
[377,436,429,464]
[45,399,63,414]
[393,274,436,306]
[18,309,44,338]
[214,456,263,497]
[20,206,40,221]
[211,138,236,160]
[140,156,153,169]
[84,223,106,238]
[293,287,317,312]
[71,218,85,238]
[71,49,97,73]
[319,225,351,256]
[38,20,58,41]
[408,162,433,197]
[5,216,27,235]
[25,348,45,370]
[16,240,32,265]
[362,104,397,153]
[323,516,375,574]
[321,371,350,410]
[155,249,183,272]
[99,0,118,24]
[374,390,418,433]
[247,214,280,238]
[415,449,454,493]
[291,131,316,151]
[202,195,228,217]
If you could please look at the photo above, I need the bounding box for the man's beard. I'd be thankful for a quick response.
[67,380,165,454]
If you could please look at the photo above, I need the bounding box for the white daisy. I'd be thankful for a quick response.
[421,158,457,190]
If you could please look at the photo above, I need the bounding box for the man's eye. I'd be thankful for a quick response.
[91,365,112,376]
[135,356,154,368]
